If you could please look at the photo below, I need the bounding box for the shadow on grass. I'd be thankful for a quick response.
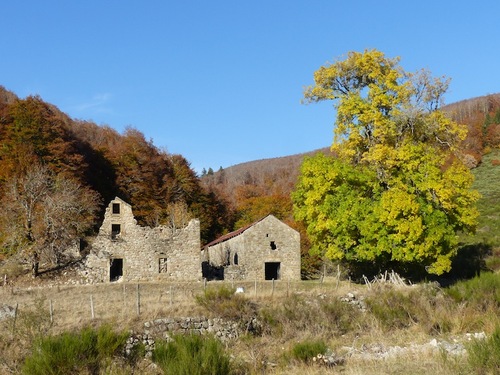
[37,259,84,278]
[438,242,493,286]
[342,242,493,286]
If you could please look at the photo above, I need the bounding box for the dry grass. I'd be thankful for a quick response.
[1,276,499,374]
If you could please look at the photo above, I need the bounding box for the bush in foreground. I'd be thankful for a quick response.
[195,285,257,323]
[466,326,500,374]
[290,339,327,363]
[22,325,128,375]
[446,272,500,310]
[152,334,232,375]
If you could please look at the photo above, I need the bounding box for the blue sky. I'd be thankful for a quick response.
[2,1,499,173]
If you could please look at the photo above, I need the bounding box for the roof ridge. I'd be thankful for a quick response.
[203,214,271,248]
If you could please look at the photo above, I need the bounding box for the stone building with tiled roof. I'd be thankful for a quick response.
[201,215,300,281]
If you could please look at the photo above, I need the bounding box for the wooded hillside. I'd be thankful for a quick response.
[0,85,498,278]
[201,93,500,277]
[202,94,500,204]
[0,87,233,254]
[203,94,500,209]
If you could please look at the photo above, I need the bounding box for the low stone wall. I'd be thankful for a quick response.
[143,316,240,340]
[125,316,243,357]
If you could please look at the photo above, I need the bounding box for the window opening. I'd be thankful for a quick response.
[270,241,277,250]
[112,203,120,214]
[111,224,121,239]
[110,258,123,281]
[265,262,280,280]
[158,258,168,273]
[233,253,239,265]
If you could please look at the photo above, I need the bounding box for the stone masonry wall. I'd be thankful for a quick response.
[85,197,201,282]
[125,316,253,357]
[205,215,300,281]
[143,316,241,341]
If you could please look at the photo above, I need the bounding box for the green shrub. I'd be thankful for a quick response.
[446,272,500,310]
[259,293,362,339]
[259,307,283,336]
[196,285,257,323]
[15,298,53,343]
[290,339,327,363]
[22,325,128,375]
[466,327,500,374]
[152,334,232,375]
[22,328,98,375]
[95,324,129,360]
[320,298,360,334]
[366,289,428,330]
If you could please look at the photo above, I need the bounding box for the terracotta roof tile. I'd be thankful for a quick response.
[203,215,269,249]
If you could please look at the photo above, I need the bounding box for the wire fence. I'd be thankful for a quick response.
[0,278,340,329]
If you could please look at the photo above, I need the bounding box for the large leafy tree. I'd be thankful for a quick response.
[293,50,479,276]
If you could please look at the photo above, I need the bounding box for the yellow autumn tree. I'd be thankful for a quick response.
[293,50,479,276]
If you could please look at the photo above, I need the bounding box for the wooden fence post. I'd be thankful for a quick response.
[12,303,18,334]
[136,284,141,316]
[90,295,95,320]
[122,283,126,313]
[336,264,340,290]
[49,300,53,323]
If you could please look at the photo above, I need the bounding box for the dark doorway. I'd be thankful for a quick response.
[201,261,224,281]
[110,258,123,281]
[265,262,280,280]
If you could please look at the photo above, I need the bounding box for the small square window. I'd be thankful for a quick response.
[270,241,277,250]
[112,203,120,214]
[111,224,121,239]
[158,258,168,273]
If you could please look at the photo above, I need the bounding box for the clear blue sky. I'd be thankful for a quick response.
[2,1,498,173]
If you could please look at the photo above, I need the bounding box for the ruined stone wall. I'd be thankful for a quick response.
[205,215,300,281]
[205,235,246,267]
[85,198,201,283]
[155,221,201,280]
[143,316,241,341]
[224,265,247,280]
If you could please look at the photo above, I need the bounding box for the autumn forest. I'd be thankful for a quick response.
[0,81,499,279]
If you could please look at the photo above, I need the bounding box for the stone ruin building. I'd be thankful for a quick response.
[85,197,201,282]
[201,215,301,281]
[84,198,300,283]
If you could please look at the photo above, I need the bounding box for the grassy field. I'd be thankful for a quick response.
[1,275,500,374]
[465,149,500,256]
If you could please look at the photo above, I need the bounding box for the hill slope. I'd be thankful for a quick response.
[204,94,500,209]
[0,87,233,252]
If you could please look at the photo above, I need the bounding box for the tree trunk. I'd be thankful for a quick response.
[31,251,39,277]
